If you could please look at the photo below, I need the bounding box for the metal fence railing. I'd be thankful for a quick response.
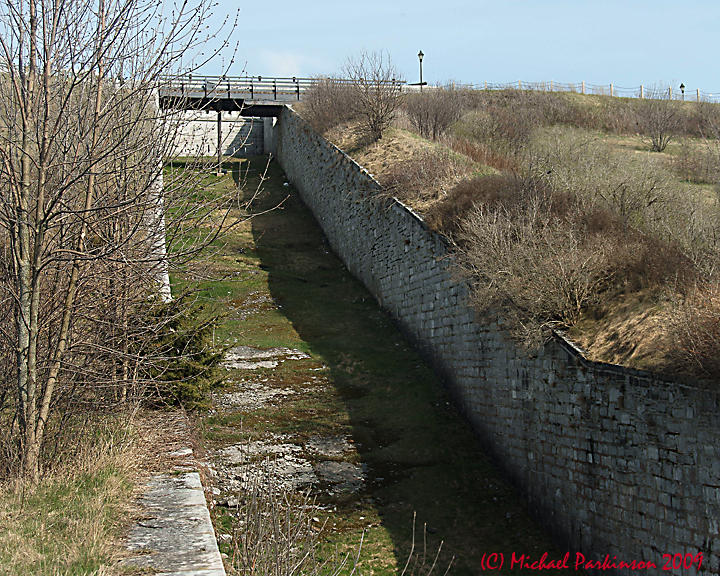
[449,80,720,103]
[159,74,406,102]
[159,74,720,104]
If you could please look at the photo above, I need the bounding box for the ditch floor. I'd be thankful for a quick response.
[194,156,564,575]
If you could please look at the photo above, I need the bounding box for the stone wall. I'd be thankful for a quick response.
[275,106,720,575]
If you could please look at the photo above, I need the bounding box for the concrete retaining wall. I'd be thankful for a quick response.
[275,106,720,575]
[173,111,264,157]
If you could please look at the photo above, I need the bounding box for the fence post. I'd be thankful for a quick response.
[610,83,614,97]
[669,86,672,99]
[550,80,553,91]
[484,80,487,90]
[640,84,644,99]
[581,81,585,94]
[518,80,522,90]
[697,88,701,102]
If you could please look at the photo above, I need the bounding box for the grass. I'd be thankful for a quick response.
[184,156,563,575]
[0,418,137,576]
[0,406,202,576]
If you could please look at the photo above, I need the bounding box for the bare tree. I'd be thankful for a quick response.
[344,51,403,141]
[0,0,238,478]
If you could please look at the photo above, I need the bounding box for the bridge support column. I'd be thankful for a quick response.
[263,117,275,155]
[216,111,222,174]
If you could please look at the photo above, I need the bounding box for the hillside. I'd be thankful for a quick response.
[299,89,720,379]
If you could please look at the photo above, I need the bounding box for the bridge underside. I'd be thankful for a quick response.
[160,96,285,117]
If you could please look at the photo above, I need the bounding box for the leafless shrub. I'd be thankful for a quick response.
[425,174,524,236]
[659,188,720,281]
[381,148,471,207]
[666,283,720,379]
[344,51,403,141]
[672,140,720,184]
[459,106,536,157]
[527,127,674,231]
[458,197,616,345]
[635,88,683,152]
[404,87,462,140]
[298,77,357,134]
[230,475,341,576]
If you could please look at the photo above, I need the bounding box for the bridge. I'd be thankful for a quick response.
[158,74,407,114]
[160,74,405,167]
[159,75,318,116]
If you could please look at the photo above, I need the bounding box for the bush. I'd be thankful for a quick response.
[425,174,524,236]
[634,89,682,152]
[404,87,462,140]
[298,77,357,134]
[458,197,616,345]
[672,138,720,184]
[451,168,693,346]
[141,299,222,408]
[381,147,471,207]
[344,51,403,141]
[667,284,720,378]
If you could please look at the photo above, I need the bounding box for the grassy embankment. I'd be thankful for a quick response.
[176,157,564,575]
[319,90,720,378]
[0,411,182,576]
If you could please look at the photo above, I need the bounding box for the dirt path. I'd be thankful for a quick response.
[195,157,562,575]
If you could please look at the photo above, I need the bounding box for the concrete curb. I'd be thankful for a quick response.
[124,471,226,576]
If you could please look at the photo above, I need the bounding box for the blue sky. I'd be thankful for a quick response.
[196,1,720,93]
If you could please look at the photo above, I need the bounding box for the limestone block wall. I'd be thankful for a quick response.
[275,106,720,575]
[172,111,264,157]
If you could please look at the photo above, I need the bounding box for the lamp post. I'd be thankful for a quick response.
[418,50,424,92]
[680,83,685,101]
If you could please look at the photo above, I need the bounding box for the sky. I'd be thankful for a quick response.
[193,0,720,93]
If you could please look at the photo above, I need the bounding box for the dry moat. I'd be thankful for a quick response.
[189,156,562,575]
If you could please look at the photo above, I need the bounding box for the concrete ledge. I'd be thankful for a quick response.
[124,472,226,575]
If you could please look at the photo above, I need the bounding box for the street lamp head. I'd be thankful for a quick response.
[418,50,424,62]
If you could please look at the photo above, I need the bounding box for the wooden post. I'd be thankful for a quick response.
[518,80,522,90]
[610,83,614,97]
[640,84,644,99]
[697,88,701,102]
[484,80,488,90]
[669,86,672,99]
[581,80,585,94]
[216,111,222,175]
[550,80,553,91]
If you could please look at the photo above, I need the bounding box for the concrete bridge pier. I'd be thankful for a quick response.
[217,111,222,174]
[263,117,276,155]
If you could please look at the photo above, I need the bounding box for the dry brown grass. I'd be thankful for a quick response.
[0,418,138,575]
[0,408,196,576]
[324,122,476,212]
[568,289,672,370]
[666,284,720,379]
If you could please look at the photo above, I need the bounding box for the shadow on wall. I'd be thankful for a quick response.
[243,157,562,576]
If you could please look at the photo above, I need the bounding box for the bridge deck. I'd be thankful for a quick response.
[159,74,405,112]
